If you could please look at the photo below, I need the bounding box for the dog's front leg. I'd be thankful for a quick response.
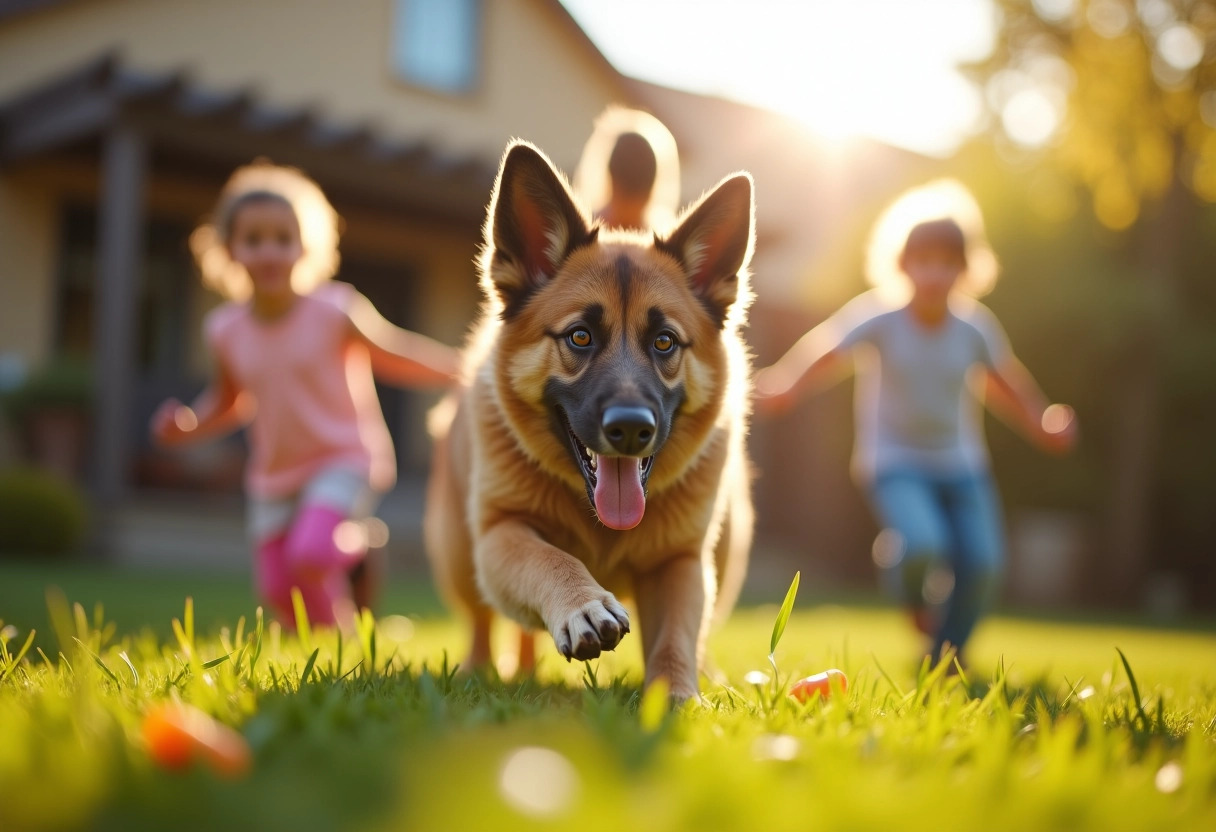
[475,519,630,661]
[634,556,712,702]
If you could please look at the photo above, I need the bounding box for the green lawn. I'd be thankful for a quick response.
[1,561,1215,832]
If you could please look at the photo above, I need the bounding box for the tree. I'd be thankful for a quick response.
[966,0,1216,603]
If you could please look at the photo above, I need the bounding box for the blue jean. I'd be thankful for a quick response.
[868,468,1005,658]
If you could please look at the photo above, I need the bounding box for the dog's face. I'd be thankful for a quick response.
[481,142,754,531]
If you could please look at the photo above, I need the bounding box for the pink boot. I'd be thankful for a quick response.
[284,504,366,579]
[256,529,353,630]
[289,571,351,629]
[255,533,293,624]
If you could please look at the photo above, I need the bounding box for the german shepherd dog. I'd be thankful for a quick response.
[424,141,755,700]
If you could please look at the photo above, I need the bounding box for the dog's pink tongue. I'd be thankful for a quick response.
[594,456,646,530]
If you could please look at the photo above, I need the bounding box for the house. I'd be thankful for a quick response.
[0,0,939,584]
[0,0,653,564]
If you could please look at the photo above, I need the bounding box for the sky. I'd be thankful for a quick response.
[558,0,998,158]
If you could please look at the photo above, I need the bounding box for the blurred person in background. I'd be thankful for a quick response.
[150,161,459,629]
[572,105,681,232]
[754,179,1077,668]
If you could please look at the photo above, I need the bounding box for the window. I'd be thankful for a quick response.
[54,205,194,376]
[392,0,481,95]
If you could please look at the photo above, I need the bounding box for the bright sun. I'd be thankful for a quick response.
[561,0,997,157]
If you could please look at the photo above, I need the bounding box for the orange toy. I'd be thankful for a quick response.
[789,669,848,703]
[143,703,252,778]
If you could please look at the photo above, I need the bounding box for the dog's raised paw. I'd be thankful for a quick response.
[552,595,630,661]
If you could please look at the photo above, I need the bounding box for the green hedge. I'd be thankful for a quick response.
[0,357,92,423]
[0,467,89,557]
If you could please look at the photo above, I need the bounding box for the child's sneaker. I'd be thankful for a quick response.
[907,605,937,637]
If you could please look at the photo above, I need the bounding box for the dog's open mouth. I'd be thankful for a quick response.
[558,408,655,531]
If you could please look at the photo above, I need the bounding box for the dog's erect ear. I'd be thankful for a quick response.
[656,173,754,325]
[487,141,595,315]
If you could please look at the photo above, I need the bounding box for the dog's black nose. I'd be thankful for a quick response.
[602,405,656,455]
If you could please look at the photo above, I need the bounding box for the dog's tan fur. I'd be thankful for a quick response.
[424,141,755,700]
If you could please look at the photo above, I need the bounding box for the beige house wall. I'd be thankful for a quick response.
[0,172,58,367]
[0,155,483,380]
[0,0,626,168]
[0,0,625,383]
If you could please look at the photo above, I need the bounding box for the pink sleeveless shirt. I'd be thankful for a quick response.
[204,282,396,498]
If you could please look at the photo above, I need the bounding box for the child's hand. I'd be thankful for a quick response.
[1039,403,1077,454]
[150,398,197,446]
[752,368,797,417]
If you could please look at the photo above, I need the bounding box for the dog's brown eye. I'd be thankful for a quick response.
[568,329,592,348]
[654,333,675,353]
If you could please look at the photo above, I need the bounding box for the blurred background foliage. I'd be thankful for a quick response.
[1,0,1213,610]
[963,0,1216,604]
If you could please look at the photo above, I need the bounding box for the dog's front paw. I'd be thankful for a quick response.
[550,594,630,661]
[666,681,702,705]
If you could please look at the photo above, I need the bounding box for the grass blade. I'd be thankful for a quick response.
[231,640,250,675]
[291,589,312,651]
[951,655,970,689]
[1115,647,1148,727]
[639,677,670,733]
[978,656,1009,711]
[72,603,89,643]
[117,650,139,686]
[248,607,264,677]
[914,648,956,704]
[300,647,320,685]
[357,608,376,675]
[769,571,800,658]
[335,627,344,678]
[183,596,194,650]
[202,653,232,669]
[0,629,36,683]
[72,637,120,686]
[871,652,906,699]
[171,618,192,659]
[44,587,74,655]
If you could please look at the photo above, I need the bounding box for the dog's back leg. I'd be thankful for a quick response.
[634,555,709,702]
[712,447,755,624]
[424,397,495,670]
[493,626,537,679]
[517,629,536,672]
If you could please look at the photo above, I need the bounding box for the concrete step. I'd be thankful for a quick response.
[101,478,430,574]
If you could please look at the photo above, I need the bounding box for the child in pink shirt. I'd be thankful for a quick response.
[151,162,459,629]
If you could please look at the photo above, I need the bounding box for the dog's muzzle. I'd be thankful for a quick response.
[601,405,656,456]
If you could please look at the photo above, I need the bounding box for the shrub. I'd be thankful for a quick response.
[0,357,92,423]
[0,467,89,557]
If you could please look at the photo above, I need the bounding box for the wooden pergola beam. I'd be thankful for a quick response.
[0,93,115,162]
[92,123,146,505]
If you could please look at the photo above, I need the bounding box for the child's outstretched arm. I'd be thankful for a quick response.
[983,357,1077,454]
[752,321,851,415]
[150,360,251,447]
[346,291,460,389]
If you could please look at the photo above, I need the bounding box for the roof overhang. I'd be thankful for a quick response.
[0,54,498,222]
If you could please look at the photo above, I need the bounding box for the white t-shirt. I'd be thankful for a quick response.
[827,291,1011,483]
